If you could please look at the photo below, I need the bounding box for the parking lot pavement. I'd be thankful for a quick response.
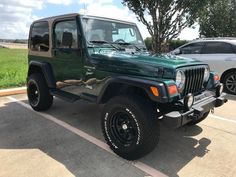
[0,94,236,177]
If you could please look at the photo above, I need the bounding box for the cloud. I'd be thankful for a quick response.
[0,0,77,39]
[0,0,198,40]
[0,0,44,39]
[77,0,199,40]
[0,0,43,9]
[78,0,112,5]
[78,0,150,39]
[47,0,73,5]
[0,0,151,39]
[178,25,199,40]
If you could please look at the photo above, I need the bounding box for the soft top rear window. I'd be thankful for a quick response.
[30,21,49,52]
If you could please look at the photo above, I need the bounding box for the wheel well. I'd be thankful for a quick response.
[28,65,43,76]
[220,68,236,83]
[100,83,151,104]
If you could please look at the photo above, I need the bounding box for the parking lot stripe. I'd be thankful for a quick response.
[209,114,236,124]
[7,96,167,177]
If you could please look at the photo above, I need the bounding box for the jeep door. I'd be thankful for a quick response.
[51,17,84,94]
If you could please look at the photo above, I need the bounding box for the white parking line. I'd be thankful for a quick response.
[7,96,167,177]
[209,114,236,124]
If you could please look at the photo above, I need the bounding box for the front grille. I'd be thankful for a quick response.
[182,67,205,96]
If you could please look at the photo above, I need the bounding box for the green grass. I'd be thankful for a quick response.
[0,48,28,89]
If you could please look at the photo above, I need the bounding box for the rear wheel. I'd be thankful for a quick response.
[222,71,236,95]
[101,95,160,160]
[27,73,53,111]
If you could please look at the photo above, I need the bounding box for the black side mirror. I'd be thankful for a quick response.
[62,32,73,48]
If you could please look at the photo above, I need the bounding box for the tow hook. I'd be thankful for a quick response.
[191,114,200,121]
[211,108,214,114]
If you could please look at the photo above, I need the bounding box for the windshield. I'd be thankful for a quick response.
[81,17,145,46]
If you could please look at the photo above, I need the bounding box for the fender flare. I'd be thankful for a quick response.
[97,76,169,103]
[28,61,56,88]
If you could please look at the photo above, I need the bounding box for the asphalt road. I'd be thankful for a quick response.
[0,93,236,177]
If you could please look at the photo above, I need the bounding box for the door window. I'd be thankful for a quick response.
[180,42,204,54]
[54,20,78,49]
[202,42,234,54]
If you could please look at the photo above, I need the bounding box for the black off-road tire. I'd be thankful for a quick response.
[187,111,210,126]
[222,71,236,95]
[101,95,160,160]
[27,73,53,111]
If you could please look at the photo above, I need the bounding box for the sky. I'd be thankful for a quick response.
[0,0,199,40]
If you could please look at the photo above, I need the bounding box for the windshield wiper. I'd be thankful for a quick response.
[112,42,144,51]
[89,40,122,50]
[90,40,108,44]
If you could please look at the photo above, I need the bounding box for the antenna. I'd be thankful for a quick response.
[83,3,88,16]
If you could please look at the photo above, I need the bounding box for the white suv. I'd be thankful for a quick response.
[171,38,236,95]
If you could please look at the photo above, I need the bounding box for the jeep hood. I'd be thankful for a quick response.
[91,52,206,79]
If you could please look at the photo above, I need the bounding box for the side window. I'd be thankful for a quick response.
[30,22,49,52]
[202,42,234,54]
[180,43,204,54]
[54,20,78,49]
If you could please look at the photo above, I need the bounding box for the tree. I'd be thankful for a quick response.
[123,0,207,53]
[199,0,236,37]
[144,37,188,51]
[144,37,152,51]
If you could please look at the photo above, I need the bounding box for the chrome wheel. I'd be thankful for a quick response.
[225,73,236,94]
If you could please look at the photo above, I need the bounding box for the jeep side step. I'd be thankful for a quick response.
[50,89,80,103]
[80,93,97,102]
[50,89,97,103]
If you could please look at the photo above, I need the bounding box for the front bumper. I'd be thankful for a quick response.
[163,92,228,128]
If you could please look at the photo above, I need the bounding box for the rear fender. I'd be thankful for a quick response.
[28,61,56,88]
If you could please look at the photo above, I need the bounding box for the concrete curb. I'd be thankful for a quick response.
[0,87,26,97]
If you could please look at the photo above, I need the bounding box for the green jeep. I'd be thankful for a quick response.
[27,13,227,160]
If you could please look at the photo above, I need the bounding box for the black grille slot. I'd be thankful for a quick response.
[182,67,205,96]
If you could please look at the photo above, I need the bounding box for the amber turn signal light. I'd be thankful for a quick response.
[214,74,220,81]
[150,86,159,96]
[168,85,178,95]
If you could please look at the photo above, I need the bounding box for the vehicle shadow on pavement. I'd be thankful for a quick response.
[140,125,211,177]
[0,99,211,177]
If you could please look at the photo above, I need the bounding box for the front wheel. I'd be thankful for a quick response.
[101,95,160,160]
[27,73,53,111]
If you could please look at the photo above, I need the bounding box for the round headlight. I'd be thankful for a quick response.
[204,66,210,82]
[176,70,186,90]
